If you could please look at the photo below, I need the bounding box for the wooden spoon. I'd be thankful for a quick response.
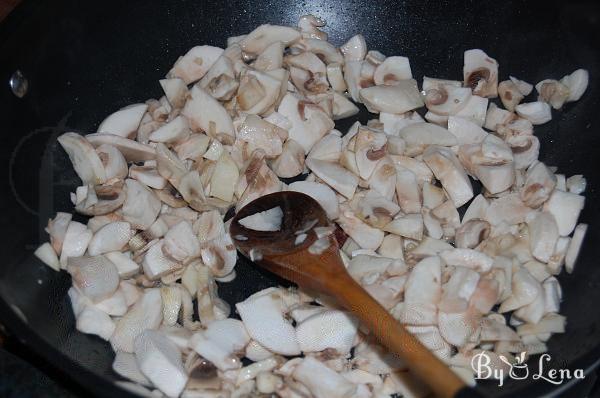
[230,191,481,398]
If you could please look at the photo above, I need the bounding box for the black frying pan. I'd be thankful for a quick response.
[1,0,599,397]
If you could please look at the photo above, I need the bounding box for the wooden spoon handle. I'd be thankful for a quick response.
[330,274,480,398]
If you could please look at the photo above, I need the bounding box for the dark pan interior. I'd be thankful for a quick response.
[1,0,599,396]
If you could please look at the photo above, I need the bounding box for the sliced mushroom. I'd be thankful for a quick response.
[237,69,284,115]
[484,103,516,132]
[122,179,161,230]
[148,115,190,144]
[332,91,359,120]
[354,127,387,180]
[424,85,472,116]
[340,34,367,61]
[183,85,235,143]
[520,161,556,208]
[463,49,498,97]
[86,133,156,162]
[96,144,128,180]
[326,62,347,92]
[398,123,457,156]
[515,101,552,125]
[88,221,133,256]
[159,78,189,109]
[565,223,587,273]
[198,55,239,101]
[129,165,168,190]
[543,189,585,236]
[58,132,107,185]
[535,79,570,110]
[306,158,358,199]
[168,45,224,84]
[253,41,284,71]
[498,80,524,112]
[278,93,335,153]
[423,146,473,207]
[372,55,411,85]
[271,139,305,178]
[237,114,284,158]
[97,104,148,139]
[509,76,533,96]
[455,220,490,249]
[239,24,301,58]
[560,68,589,102]
[359,80,424,114]
[454,95,489,127]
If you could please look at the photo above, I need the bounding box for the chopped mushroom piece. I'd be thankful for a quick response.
[423,146,473,207]
[498,80,524,111]
[373,56,412,85]
[565,223,587,273]
[97,104,148,139]
[239,207,283,232]
[168,45,224,84]
[515,101,552,125]
[359,80,424,114]
[463,49,498,97]
[560,69,589,102]
[58,133,107,185]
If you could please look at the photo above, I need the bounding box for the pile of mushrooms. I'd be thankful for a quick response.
[34,15,590,398]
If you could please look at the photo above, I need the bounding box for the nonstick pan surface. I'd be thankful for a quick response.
[1,0,599,396]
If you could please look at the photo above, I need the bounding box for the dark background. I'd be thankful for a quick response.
[1,0,600,397]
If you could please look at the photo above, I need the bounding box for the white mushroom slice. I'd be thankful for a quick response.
[398,123,457,156]
[60,221,93,267]
[113,351,151,386]
[45,212,72,254]
[129,165,167,190]
[306,158,358,199]
[96,144,128,180]
[142,240,180,280]
[485,193,534,226]
[440,248,493,273]
[462,194,489,224]
[535,79,570,109]
[278,93,335,153]
[111,289,163,353]
[271,139,305,178]
[404,256,442,304]
[253,40,284,71]
[295,310,358,354]
[159,78,188,109]
[85,133,156,162]
[163,220,200,262]
[527,212,559,263]
[293,357,357,398]
[424,111,448,126]
[105,251,139,278]
[245,340,274,362]
[238,69,284,115]
[482,134,513,162]
[423,146,473,207]
[543,190,585,236]
[327,62,347,92]
[510,76,534,96]
[183,85,235,143]
[67,255,119,302]
[425,85,472,116]
[566,174,587,194]
[520,161,556,208]
[441,266,480,312]
[332,92,359,120]
[454,95,488,126]
[484,103,515,131]
[209,153,239,202]
[307,132,342,162]
[236,288,301,356]
[239,206,283,232]
[359,80,424,114]
[379,111,423,136]
[463,49,498,97]
[354,127,387,179]
[203,139,224,161]
[340,34,367,61]
[198,56,238,100]
[497,80,524,112]
[96,103,148,139]
[455,220,490,249]
[303,38,343,64]
[95,288,128,316]
[57,132,107,185]
[480,317,520,342]
[390,155,433,185]
[422,182,445,210]
[122,179,161,230]
[148,115,190,144]
[203,318,250,355]
[509,134,540,170]
[560,68,589,102]
[88,221,133,256]
[134,330,188,398]
[368,157,396,200]
[34,242,60,271]
[287,181,339,219]
[542,277,562,313]
[565,223,587,273]
[499,268,541,313]
[447,116,488,145]
[517,313,566,337]
[337,205,385,250]
[343,60,363,101]
[373,56,412,85]
[394,167,422,214]
[515,101,552,125]
[383,214,423,240]
[168,45,224,84]
[236,157,282,212]
[347,255,393,283]
[237,114,284,158]
[75,304,115,341]
[240,24,301,57]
